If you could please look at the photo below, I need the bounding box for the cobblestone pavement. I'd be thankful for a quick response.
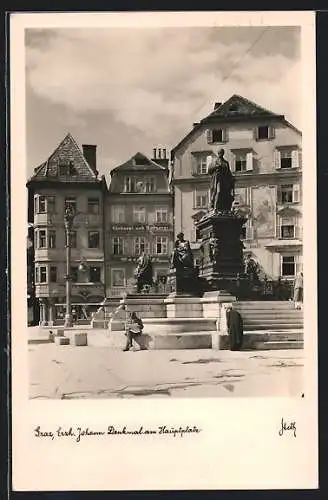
[29,337,304,399]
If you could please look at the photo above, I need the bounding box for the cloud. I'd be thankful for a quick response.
[26,27,301,152]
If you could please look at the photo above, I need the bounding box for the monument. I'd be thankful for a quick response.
[196,149,246,295]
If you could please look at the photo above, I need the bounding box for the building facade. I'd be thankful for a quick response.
[171,95,302,280]
[106,150,174,296]
[26,134,107,325]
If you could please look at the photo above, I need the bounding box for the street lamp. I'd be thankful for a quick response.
[64,205,76,327]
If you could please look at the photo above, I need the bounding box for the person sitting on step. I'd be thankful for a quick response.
[123,311,144,352]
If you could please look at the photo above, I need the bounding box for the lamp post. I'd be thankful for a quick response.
[64,205,75,327]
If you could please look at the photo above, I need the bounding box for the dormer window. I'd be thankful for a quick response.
[58,160,77,176]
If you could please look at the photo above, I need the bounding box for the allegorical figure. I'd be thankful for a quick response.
[170,232,195,275]
[208,231,220,263]
[208,148,235,213]
[134,252,153,293]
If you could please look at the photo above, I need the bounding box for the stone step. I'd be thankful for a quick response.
[255,340,304,350]
[236,312,302,318]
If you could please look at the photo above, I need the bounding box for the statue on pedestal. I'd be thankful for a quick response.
[170,232,194,274]
[170,233,197,294]
[208,148,235,214]
[134,253,153,293]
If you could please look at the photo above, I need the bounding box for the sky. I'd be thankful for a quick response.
[25,26,301,182]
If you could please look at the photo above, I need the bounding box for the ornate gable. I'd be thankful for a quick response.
[28,133,97,183]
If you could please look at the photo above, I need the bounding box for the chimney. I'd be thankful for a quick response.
[82,144,97,173]
[153,148,157,159]
[163,148,167,159]
[214,102,222,110]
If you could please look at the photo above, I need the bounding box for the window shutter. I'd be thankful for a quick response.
[293,183,300,203]
[274,149,281,169]
[253,127,259,140]
[148,211,155,224]
[230,152,236,172]
[269,126,275,139]
[191,155,197,176]
[223,128,228,142]
[207,130,213,144]
[277,185,282,204]
[278,217,282,238]
[206,155,213,173]
[291,149,300,169]
[246,152,253,171]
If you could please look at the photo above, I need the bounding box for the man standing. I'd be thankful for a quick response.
[293,271,303,310]
[226,305,244,351]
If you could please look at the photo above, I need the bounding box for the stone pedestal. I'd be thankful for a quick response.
[120,294,166,318]
[164,294,202,318]
[196,212,246,294]
[201,290,236,318]
[167,269,201,297]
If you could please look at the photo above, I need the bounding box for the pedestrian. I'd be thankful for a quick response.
[226,305,244,351]
[123,311,144,352]
[293,271,303,310]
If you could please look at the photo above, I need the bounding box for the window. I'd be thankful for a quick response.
[50,266,57,283]
[38,230,46,248]
[38,196,46,213]
[88,231,100,248]
[134,237,149,255]
[282,256,295,277]
[35,267,39,283]
[133,206,146,223]
[113,237,124,255]
[88,198,100,214]
[124,176,133,192]
[64,197,77,213]
[280,184,300,204]
[195,190,208,208]
[196,156,208,175]
[281,223,295,239]
[212,129,224,143]
[156,236,168,254]
[39,266,47,283]
[280,184,293,203]
[207,129,227,144]
[258,126,269,140]
[71,231,77,248]
[112,269,125,287]
[70,266,78,282]
[89,266,101,283]
[112,205,125,223]
[155,208,168,223]
[280,149,292,169]
[48,230,56,248]
[144,177,155,193]
[235,152,247,172]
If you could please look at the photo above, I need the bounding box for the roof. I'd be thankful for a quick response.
[171,94,300,156]
[111,152,167,174]
[27,133,99,184]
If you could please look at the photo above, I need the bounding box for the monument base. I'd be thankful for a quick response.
[196,212,246,293]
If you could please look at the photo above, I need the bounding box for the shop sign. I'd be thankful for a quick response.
[112,224,172,232]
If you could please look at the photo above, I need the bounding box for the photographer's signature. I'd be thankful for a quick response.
[278,417,296,438]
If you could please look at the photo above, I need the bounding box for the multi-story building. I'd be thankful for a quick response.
[26,133,107,325]
[106,149,174,296]
[171,94,302,280]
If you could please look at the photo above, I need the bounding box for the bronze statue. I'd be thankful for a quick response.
[208,149,235,213]
[170,232,194,274]
[134,253,153,293]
